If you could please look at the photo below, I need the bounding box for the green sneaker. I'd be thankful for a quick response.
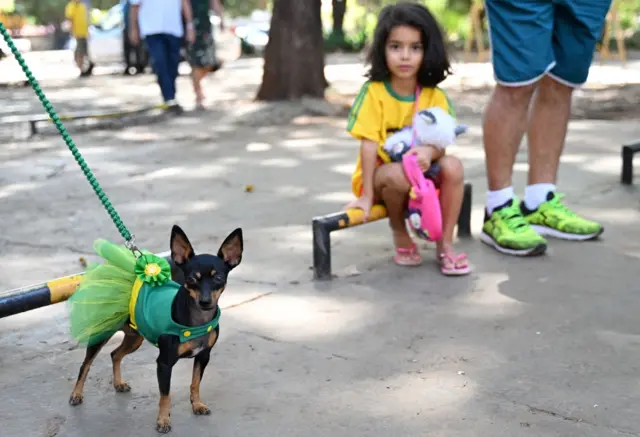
[521,192,604,241]
[481,197,548,256]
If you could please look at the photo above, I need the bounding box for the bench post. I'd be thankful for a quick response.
[457,182,473,237]
[312,218,333,280]
[29,119,37,137]
[312,182,473,280]
[621,143,640,185]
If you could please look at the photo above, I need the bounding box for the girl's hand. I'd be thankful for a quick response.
[408,146,434,172]
[344,195,373,221]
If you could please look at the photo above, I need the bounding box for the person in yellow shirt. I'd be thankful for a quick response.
[65,0,92,76]
[344,3,470,275]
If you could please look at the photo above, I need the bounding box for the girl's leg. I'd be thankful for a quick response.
[373,163,420,265]
[433,155,471,274]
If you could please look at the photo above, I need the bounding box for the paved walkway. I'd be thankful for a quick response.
[2,51,640,119]
[1,53,640,437]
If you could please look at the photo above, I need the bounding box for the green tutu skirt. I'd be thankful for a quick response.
[68,239,139,346]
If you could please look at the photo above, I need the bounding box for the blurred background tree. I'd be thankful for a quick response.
[220,0,267,18]
[257,0,326,100]
[15,0,68,24]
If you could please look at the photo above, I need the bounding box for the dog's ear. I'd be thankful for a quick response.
[170,225,195,266]
[217,228,243,270]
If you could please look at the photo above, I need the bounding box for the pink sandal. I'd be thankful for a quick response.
[439,252,471,276]
[394,244,423,266]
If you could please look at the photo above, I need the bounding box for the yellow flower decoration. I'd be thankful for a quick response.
[145,263,161,276]
[135,254,171,286]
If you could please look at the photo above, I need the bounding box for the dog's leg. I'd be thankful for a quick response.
[156,336,179,434]
[156,360,174,433]
[190,349,212,415]
[69,335,112,405]
[110,329,144,393]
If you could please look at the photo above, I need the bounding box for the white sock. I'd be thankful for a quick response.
[524,183,556,210]
[486,186,514,214]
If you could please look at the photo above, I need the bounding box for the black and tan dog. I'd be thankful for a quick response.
[69,225,243,433]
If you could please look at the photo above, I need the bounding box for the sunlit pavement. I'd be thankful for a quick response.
[1,52,639,437]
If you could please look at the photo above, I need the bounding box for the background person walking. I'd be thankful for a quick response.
[65,0,93,77]
[188,0,225,110]
[129,0,196,113]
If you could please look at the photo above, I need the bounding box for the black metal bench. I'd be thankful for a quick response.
[621,142,640,185]
[312,182,473,280]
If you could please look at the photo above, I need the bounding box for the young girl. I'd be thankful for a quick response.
[344,2,471,276]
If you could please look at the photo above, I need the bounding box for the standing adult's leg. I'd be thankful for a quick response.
[523,75,571,208]
[480,0,552,256]
[123,21,133,74]
[75,38,86,72]
[191,66,207,107]
[145,34,172,103]
[165,35,183,104]
[521,0,610,240]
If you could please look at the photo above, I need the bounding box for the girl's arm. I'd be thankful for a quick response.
[411,145,445,173]
[360,139,379,200]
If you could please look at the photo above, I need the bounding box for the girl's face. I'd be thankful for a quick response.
[385,25,424,81]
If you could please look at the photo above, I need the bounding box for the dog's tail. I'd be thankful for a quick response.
[68,239,138,346]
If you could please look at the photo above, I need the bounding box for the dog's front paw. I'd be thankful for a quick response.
[114,382,131,393]
[156,417,172,434]
[69,393,84,406]
[192,402,211,415]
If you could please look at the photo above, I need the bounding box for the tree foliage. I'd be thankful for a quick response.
[220,0,268,18]
[15,0,271,24]
[16,0,67,24]
[14,0,118,24]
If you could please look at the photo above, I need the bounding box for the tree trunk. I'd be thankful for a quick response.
[256,0,326,101]
[332,0,346,36]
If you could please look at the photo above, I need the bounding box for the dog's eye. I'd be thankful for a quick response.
[186,276,198,286]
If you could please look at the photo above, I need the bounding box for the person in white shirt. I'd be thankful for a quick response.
[129,0,195,112]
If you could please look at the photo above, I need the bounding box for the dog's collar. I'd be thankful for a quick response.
[173,307,221,343]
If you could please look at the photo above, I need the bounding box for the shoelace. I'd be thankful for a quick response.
[498,205,530,233]
[542,193,577,218]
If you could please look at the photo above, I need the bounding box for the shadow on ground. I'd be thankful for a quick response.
[0,113,638,287]
[1,226,640,436]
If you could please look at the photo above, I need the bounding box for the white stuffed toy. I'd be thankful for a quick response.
[383,106,467,163]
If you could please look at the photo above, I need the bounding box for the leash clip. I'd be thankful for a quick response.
[125,235,143,258]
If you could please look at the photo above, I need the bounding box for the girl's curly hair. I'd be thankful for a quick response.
[366,2,452,87]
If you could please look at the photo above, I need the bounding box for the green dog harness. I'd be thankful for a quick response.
[129,279,221,346]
